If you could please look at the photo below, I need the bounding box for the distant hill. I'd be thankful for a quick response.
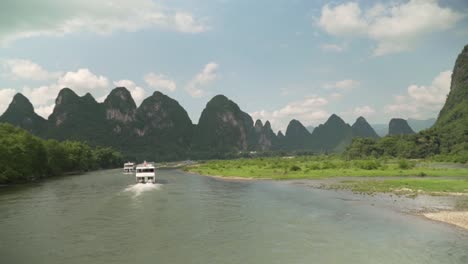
[388,118,415,136]
[252,120,278,151]
[352,117,379,139]
[346,44,468,161]
[407,118,436,132]
[310,114,353,152]
[191,95,255,157]
[370,123,387,137]
[4,43,466,162]
[47,88,108,143]
[0,89,395,158]
[0,93,46,136]
[284,119,312,150]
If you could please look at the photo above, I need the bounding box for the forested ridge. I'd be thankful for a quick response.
[345,45,468,163]
[0,123,123,184]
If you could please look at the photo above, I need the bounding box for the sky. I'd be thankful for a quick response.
[0,0,467,132]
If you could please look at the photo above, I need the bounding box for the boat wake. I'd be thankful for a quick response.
[124,183,161,197]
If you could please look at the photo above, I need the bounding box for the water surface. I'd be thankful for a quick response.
[0,169,467,264]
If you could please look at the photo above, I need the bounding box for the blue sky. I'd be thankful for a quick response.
[0,0,467,132]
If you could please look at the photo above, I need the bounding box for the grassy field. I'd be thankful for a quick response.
[185,156,468,195]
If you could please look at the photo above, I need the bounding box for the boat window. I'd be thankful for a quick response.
[137,168,154,173]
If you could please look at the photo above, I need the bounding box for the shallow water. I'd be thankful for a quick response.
[0,169,467,264]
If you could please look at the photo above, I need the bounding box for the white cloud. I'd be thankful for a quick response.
[35,104,55,118]
[318,2,368,36]
[0,88,17,114]
[330,92,343,100]
[320,43,346,53]
[0,0,208,45]
[58,69,109,94]
[186,62,219,97]
[250,96,329,132]
[174,12,208,33]
[317,0,464,55]
[144,73,176,92]
[22,85,61,106]
[2,59,61,80]
[343,105,376,119]
[384,70,451,118]
[21,67,111,115]
[113,80,146,106]
[324,79,360,91]
[1,59,152,117]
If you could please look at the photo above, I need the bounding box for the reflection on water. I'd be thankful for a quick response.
[0,169,467,264]
[124,183,162,197]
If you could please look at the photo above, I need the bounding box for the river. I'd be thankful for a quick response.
[0,169,467,264]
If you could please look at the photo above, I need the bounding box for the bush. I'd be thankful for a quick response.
[398,159,415,170]
[290,165,302,171]
[306,163,321,170]
[321,161,337,169]
[354,160,381,170]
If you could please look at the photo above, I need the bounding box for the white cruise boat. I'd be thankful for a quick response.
[123,162,135,174]
[135,161,156,184]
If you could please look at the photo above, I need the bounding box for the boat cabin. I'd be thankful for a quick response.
[135,162,156,184]
[123,162,135,173]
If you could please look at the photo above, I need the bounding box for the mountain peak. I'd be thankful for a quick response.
[356,116,366,123]
[0,93,46,134]
[105,87,137,109]
[82,93,96,103]
[104,87,137,124]
[136,91,193,140]
[284,119,311,149]
[193,95,253,153]
[151,91,166,98]
[9,93,35,113]
[388,118,415,135]
[254,119,263,131]
[56,88,79,105]
[311,114,353,152]
[435,44,468,128]
[325,114,346,125]
[277,130,285,138]
[210,94,228,101]
[352,116,379,139]
[286,119,309,135]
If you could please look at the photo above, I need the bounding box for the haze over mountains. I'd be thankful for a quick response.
[371,118,436,137]
[1,87,384,160]
[1,45,466,161]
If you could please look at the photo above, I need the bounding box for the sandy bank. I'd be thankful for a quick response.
[424,211,468,230]
[207,175,269,181]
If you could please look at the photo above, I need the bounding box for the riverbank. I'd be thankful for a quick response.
[198,172,468,231]
[184,157,468,193]
[185,157,468,230]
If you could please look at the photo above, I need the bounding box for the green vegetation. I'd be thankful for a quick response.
[0,123,123,184]
[331,178,468,196]
[344,132,468,163]
[185,156,468,195]
[345,45,468,163]
[186,156,468,179]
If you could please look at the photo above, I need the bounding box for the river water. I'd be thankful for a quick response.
[0,169,467,264]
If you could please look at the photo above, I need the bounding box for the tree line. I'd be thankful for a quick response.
[0,123,123,184]
[344,128,468,163]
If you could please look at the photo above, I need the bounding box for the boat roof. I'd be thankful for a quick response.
[136,162,155,169]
